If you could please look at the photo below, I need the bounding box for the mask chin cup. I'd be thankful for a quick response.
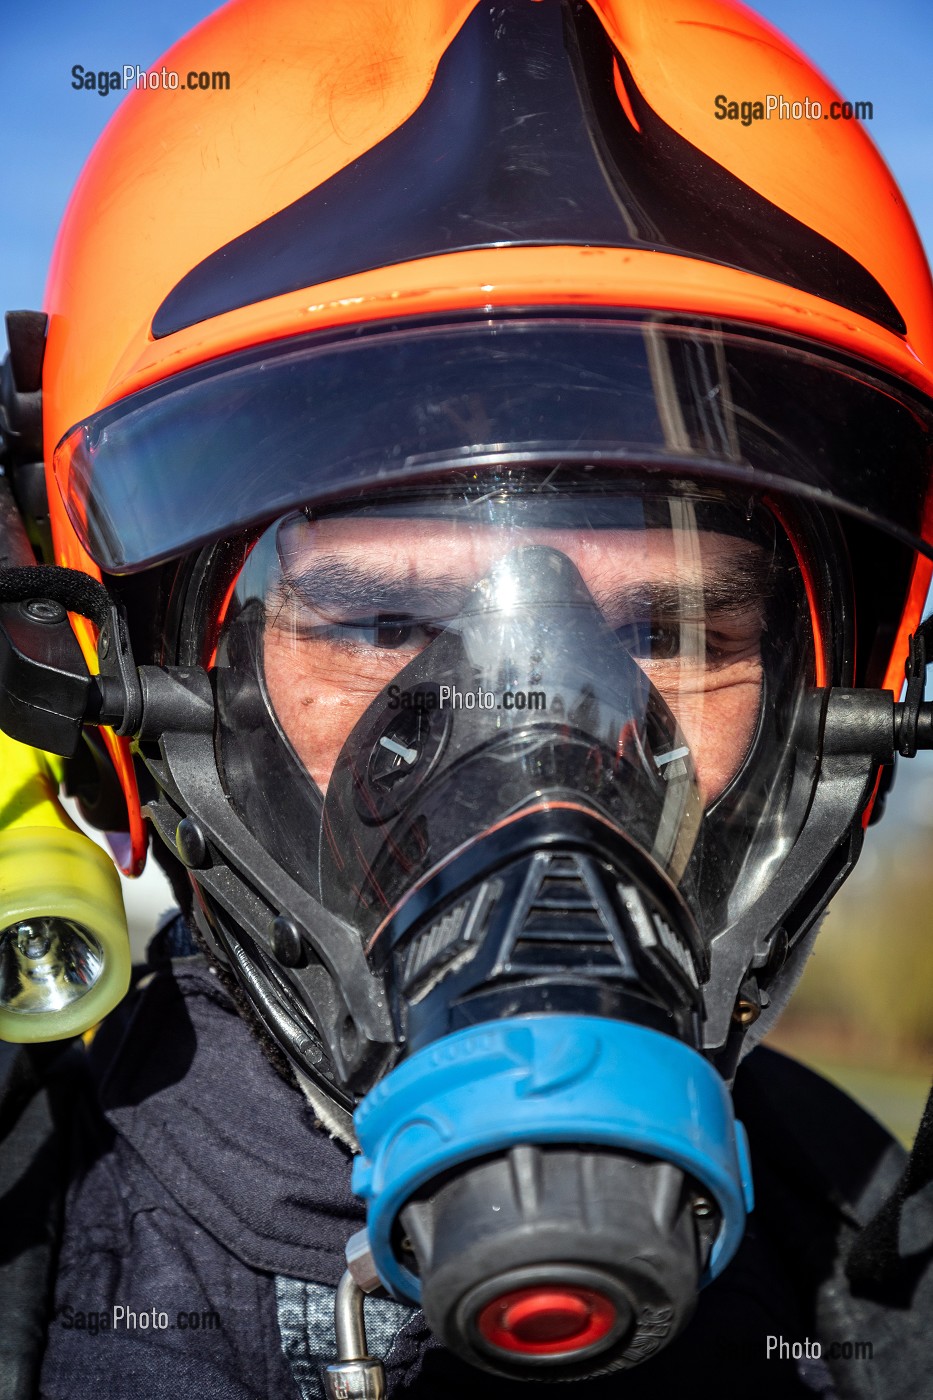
[352,1014,753,1379]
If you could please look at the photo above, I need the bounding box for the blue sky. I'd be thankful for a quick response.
[1,0,931,320]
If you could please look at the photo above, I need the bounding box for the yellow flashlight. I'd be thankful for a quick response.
[0,733,130,1042]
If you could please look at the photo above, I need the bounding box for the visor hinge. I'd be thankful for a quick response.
[93,597,215,740]
[0,563,115,757]
[0,562,214,755]
[821,689,896,762]
[95,607,143,736]
[809,616,933,765]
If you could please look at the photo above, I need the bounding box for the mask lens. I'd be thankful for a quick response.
[210,479,817,943]
[266,495,772,801]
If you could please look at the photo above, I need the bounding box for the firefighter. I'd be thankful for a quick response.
[1,1,932,1396]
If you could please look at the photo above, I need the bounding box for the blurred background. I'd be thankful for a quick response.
[2,1,932,1143]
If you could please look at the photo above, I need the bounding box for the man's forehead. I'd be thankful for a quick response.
[278,514,764,578]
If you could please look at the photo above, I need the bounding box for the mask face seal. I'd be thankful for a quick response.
[174,476,830,1377]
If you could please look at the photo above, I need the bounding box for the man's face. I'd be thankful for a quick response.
[261,512,768,802]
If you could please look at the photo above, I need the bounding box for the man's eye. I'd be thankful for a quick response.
[366,615,416,649]
[614,617,760,666]
[646,625,682,660]
[308,614,445,649]
[615,620,681,659]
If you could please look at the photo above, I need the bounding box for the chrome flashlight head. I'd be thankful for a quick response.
[0,916,105,1016]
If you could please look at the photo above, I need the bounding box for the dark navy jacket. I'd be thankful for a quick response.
[2,949,929,1400]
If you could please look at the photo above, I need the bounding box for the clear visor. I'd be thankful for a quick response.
[210,480,821,942]
[55,318,933,573]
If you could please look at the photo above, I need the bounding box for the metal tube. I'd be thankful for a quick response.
[322,1270,387,1400]
[334,1268,367,1361]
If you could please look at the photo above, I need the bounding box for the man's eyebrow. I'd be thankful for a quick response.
[276,558,468,615]
[277,550,773,618]
[601,557,771,618]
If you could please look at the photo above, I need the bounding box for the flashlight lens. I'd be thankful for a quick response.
[0,918,104,1014]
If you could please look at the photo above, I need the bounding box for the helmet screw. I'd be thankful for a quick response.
[270,916,304,967]
[98,624,111,658]
[23,598,66,625]
[175,816,209,869]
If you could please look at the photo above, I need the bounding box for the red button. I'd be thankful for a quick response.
[476,1285,617,1355]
